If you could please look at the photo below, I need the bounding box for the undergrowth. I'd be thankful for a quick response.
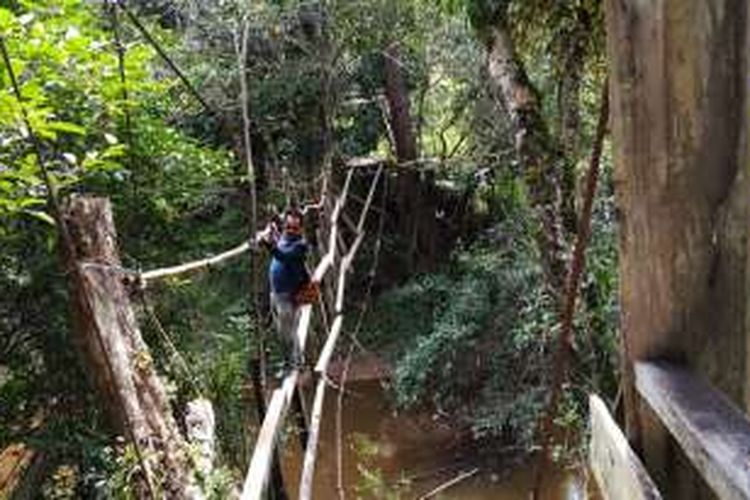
[361,190,619,457]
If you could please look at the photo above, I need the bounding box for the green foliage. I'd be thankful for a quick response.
[43,465,80,499]
[198,464,238,500]
[363,179,619,455]
[0,0,246,494]
[24,409,117,498]
[201,304,253,469]
[359,273,452,350]
[101,444,140,500]
[393,254,500,408]
[351,433,411,500]
[0,0,164,221]
[0,0,616,494]
[136,264,256,472]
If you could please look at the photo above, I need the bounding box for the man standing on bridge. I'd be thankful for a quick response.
[259,208,312,368]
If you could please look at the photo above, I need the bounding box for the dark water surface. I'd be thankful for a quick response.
[279,379,598,499]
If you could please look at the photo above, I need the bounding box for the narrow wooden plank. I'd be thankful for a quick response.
[589,394,662,500]
[312,173,350,283]
[315,316,344,374]
[241,291,313,499]
[345,156,384,169]
[346,232,365,267]
[635,361,750,500]
[339,168,354,208]
[299,377,327,499]
[295,304,313,353]
[312,253,333,283]
[334,266,348,314]
[243,182,352,499]
[241,372,299,500]
[334,233,364,314]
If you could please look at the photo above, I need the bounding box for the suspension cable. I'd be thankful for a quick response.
[115,0,215,115]
[137,291,207,398]
[0,35,72,249]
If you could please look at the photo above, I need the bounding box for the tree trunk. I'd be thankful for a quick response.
[383,43,417,163]
[607,0,750,496]
[485,20,569,293]
[384,42,417,271]
[383,42,438,272]
[557,7,590,233]
[64,196,193,497]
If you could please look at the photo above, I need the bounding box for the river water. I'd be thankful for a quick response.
[278,378,599,499]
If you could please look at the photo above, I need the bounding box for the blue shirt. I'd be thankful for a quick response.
[268,233,310,294]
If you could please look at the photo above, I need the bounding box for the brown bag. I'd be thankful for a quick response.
[294,281,320,305]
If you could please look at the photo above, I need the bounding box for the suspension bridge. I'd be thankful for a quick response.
[5,0,750,498]
[59,163,383,500]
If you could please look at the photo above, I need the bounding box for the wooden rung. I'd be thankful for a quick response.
[355,165,383,233]
[340,211,359,235]
[344,156,385,169]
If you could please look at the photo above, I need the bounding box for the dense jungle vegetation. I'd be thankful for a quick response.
[0,0,615,497]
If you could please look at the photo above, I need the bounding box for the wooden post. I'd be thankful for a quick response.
[64,196,193,497]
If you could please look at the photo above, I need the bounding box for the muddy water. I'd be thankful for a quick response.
[279,379,599,499]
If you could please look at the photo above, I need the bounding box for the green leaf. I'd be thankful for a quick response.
[0,8,15,31]
[22,209,56,227]
[47,121,86,135]
[101,144,125,159]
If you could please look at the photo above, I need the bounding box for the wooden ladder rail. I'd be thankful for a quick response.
[298,165,383,500]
